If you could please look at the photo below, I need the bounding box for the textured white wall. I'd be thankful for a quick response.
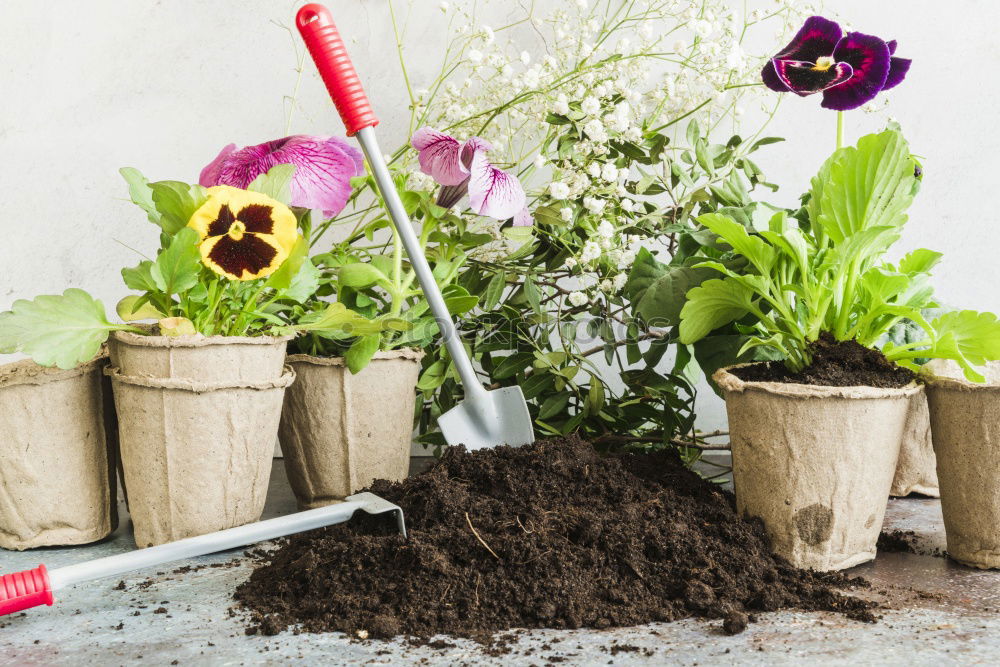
[1,1,995,433]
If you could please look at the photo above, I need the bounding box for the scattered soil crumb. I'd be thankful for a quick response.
[732,334,915,388]
[235,436,876,645]
[877,530,919,554]
[722,610,749,635]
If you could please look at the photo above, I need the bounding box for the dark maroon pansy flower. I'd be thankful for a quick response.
[762,16,911,111]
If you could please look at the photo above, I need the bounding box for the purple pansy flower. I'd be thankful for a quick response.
[761,16,911,111]
[411,128,531,226]
[199,135,364,218]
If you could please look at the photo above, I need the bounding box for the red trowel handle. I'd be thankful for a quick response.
[0,565,53,616]
[296,3,379,136]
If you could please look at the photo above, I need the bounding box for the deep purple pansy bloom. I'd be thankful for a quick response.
[411,128,531,226]
[199,135,365,218]
[761,16,911,111]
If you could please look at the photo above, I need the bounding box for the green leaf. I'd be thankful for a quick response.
[417,359,448,391]
[928,310,1000,379]
[116,295,165,322]
[338,262,391,289]
[248,164,295,205]
[121,260,158,292]
[119,167,160,226]
[158,316,196,337]
[0,289,126,369]
[265,236,308,291]
[151,227,201,296]
[149,181,208,235]
[678,278,756,344]
[898,248,943,276]
[285,302,392,338]
[809,129,917,243]
[697,213,775,274]
[631,261,719,327]
[281,258,322,303]
[483,271,507,310]
[345,334,381,374]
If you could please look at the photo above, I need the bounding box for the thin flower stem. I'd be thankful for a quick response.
[836,111,845,150]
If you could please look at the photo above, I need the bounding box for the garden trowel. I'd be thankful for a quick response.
[296,4,535,450]
[0,493,405,617]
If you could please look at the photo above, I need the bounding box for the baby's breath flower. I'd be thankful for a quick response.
[583,196,606,215]
[468,49,484,64]
[580,240,601,263]
[581,96,601,116]
[548,182,570,199]
[560,207,574,222]
[568,291,589,307]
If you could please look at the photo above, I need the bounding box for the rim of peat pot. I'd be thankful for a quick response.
[285,348,425,366]
[111,330,293,348]
[0,355,108,388]
[714,363,924,398]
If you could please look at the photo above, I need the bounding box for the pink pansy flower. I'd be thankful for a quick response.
[199,135,364,218]
[411,128,532,226]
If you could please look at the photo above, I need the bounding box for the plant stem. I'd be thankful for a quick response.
[836,111,844,150]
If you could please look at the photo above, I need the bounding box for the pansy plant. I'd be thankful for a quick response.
[0,151,403,370]
[762,15,912,148]
[677,129,1000,382]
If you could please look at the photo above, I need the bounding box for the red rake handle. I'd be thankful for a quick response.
[296,3,379,136]
[0,565,53,616]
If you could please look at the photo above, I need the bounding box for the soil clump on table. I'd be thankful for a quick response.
[731,334,915,388]
[235,435,876,641]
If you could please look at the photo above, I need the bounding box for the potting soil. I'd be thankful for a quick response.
[731,334,916,388]
[235,436,875,641]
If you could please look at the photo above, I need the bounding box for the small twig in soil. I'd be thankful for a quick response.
[465,512,501,560]
[516,516,533,534]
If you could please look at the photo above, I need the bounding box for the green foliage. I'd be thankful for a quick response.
[0,289,138,369]
[675,129,1000,381]
[248,164,296,205]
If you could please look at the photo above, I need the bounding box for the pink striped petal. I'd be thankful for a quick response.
[200,135,364,218]
[411,128,469,186]
[467,149,526,221]
[199,144,236,187]
[512,207,533,227]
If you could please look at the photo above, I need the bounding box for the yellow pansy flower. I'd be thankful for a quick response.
[187,186,298,281]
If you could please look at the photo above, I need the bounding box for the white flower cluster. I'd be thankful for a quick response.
[408,0,809,303]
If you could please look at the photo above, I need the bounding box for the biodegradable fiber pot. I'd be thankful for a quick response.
[279,349,423,510]
[0,357,118,550]
[925,361,1000,569]
[107,331,293,548]
[715,366,921,571]
[890,392,939,497]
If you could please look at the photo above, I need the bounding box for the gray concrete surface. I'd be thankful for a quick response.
[1,460,998,666]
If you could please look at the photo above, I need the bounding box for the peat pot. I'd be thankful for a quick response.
[890,392,939,497]
[925,362,1000,569]
[0,357,118,550]
[107,331,293,547]
[715,365,921,571]
[279,349,423,510]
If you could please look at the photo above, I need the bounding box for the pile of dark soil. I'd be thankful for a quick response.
[732,334,915,388]
[235,436,875,641]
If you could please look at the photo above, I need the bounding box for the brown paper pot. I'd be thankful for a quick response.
[890,392,939,497]
[108,330,289,383]
[925,362,1000,569]
[715,366,920,571]
[279,349,423,510]
[106,332,293,547]
[0,357,117,550]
